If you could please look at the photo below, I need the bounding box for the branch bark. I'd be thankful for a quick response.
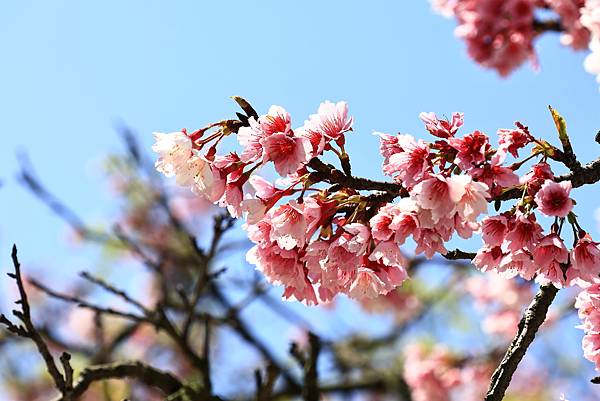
[0,245,67,393]
[51,361,189,401]
[484,284,559,401]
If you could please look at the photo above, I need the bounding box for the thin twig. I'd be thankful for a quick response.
[0,245,67,392]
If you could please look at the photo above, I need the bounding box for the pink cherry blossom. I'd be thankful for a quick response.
[249,175,277,199]
[383,134,432,188]
[547,0,590,50]
[246,219,272,247]
[497,127,533,159]
[153,99,594,308]
[498,249,535,280]
[296,125,326,158]
[449,130,490,170]
[259,105,292,135]
[450,175,489,222]
[576,283,600,370]
[305,100,353,141]
[322,223,371,275]
[370,204,399,242]
[419,111,464,138]
[482,308,521,338]
[414,228,448,259]
[375,132,403,163]
[534,180,574,217]
[219,181,244,217]
[469,155,519,198]
[481,215,508,247]
[358,289,422,323]
[413,174,460,223]
[584,39,600,83]
[534,234,569,288]
[582,0,600,37]
[404,343,460,401]
[348,267,388,299]
[370,202,419,244]
[237,118,265,163]
[570,235,600,283]
[348,252,408,300]
[237,105,293,163]
[261,132,312,176]
[504,212,543,252]
[269,201,307,250]
[176,156,226,202]
[152,131,193,177]
[340,223,371,254]
[521,162,554,195]
[369,240,408,270]
[533,233,569,268]
[452,0,537,76]
[303,197,337,240]
[454,215,480,239]
[473,245,504,274]
[241,197,267,225]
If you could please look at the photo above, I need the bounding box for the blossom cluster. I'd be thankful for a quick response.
[152,100,599,308]
[576,283,600,369]
[403,343,491,401]
[432,0,600,82]
[465,273,533,338]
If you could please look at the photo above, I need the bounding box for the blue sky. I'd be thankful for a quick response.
[1,1,600,398]
[1,1,599,271]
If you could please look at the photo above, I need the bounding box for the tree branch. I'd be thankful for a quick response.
[51,361,190,401]
[302,333,321,401]
[307,158,408,195]
[484,284,559,401]
[0,245,67,393]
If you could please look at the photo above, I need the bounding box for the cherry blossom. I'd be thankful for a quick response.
[153,99,592,307]
[449,130,490,170]
[570,235,600,283]
[497,127,533,159]
[304,100,353,141]
[534,180,574,217]
[432,0,600,84]
[382,134,432,188]
[419,111,464,138]
[152,131,193,177]
[576,283,600,369]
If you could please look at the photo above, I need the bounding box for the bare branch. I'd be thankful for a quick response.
[484,284,559,401]
[302,333,321,401]
[307,158,408,195]
[51,361,191,401]
[0,245,67,393]
[79,271,149,314]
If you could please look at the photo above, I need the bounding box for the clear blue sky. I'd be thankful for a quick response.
[1,1,600,398]
[1,1,599,269]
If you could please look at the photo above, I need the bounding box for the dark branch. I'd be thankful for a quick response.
[307,158,407,195]
[52,361,190,401]
[533,18,563,33]
[484,284,559,401]
[443,248,476,261]
[0,245,67,393]
[302,333,321,401]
